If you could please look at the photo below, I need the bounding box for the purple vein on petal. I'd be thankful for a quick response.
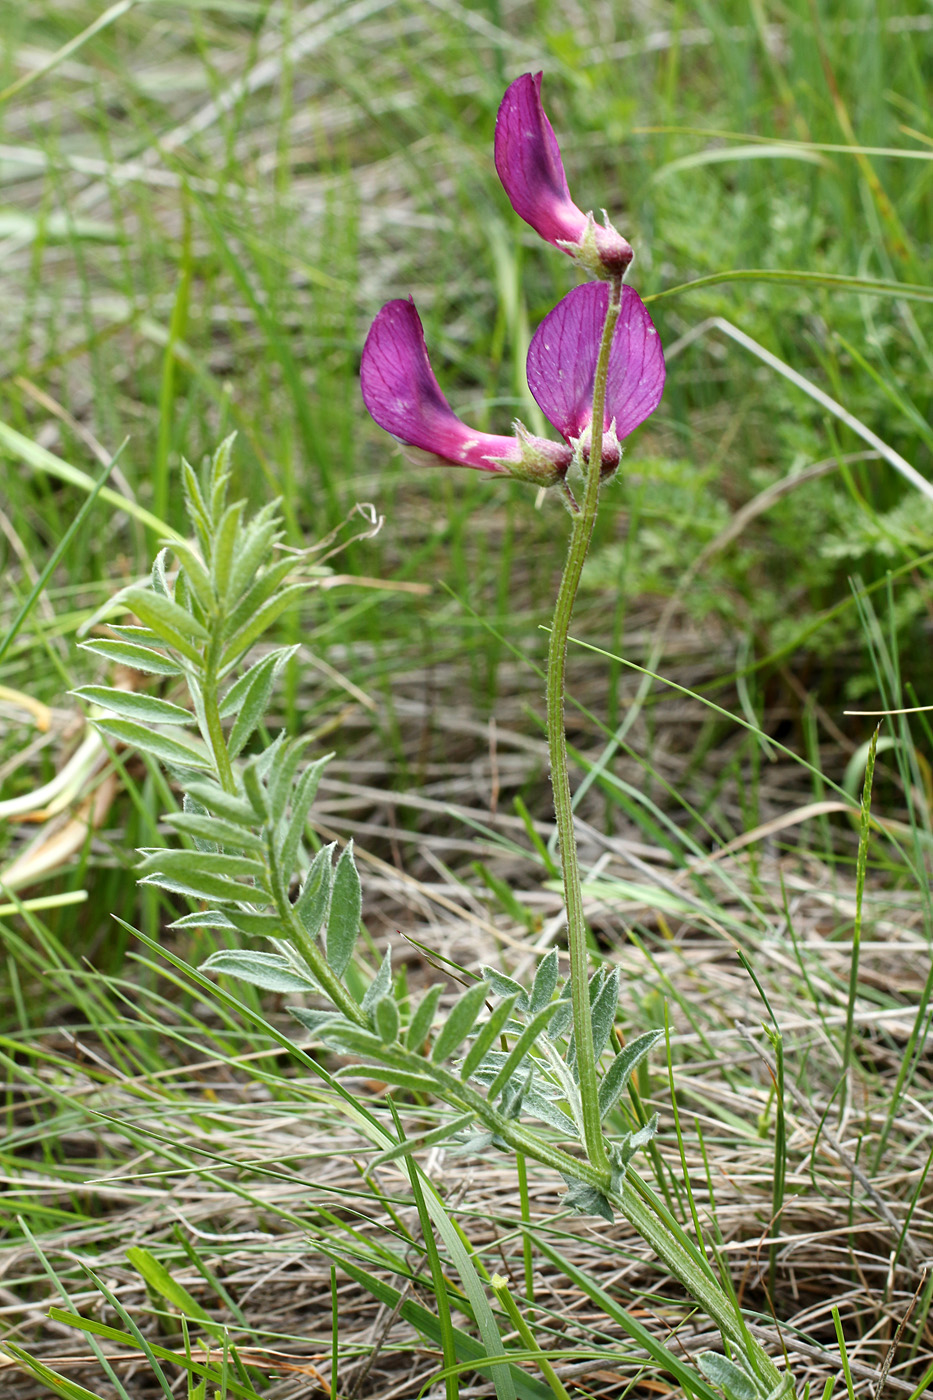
[526,282,666,443]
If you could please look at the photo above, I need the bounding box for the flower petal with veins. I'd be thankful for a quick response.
[526,282,665,445]
[495,74,633,278]
[361,297,572,482]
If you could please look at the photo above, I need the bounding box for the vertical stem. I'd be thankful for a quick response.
[546,275,623,1177]
[516,1152,535,1301]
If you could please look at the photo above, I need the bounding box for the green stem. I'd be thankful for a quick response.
[545,275,623,1175]
[539,277,784,1390]
[490,1274,571,1400]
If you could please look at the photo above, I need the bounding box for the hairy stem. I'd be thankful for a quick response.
[542,280,783,1390]
[545,274,622,1175]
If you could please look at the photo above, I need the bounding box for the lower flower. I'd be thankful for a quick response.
[360,298,572,485]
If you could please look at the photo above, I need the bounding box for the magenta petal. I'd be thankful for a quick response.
[495,73,588,249]
[360,298,515,472]
[526,282,665,443]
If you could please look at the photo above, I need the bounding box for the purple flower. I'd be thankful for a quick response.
[525,282,665,467]
[495,73,633,279]
[360,297,573,484]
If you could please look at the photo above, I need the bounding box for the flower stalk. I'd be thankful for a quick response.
[545,272,622,1175]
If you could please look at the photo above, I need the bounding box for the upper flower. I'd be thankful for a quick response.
[360,297,573,485]
[525,282,666,469]
[495,73,633,279]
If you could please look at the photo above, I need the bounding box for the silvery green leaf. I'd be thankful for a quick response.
[223,556,293,644]
[200,949,318,993]
[136,848,269,891]
[227,653,287,758]
[72,685,194,726]
[591,966,621,1060]
[588,966,608,1001]
[180,793,214,854]
[465,1050,507,1084]
[173,563,199,622]
[487,1001,560,1097]
[227,909,284,936]
[362,948,392,1017]
[151,547,172,597]
[547,997,574,1041]
[624,1116,658,1156]
[268,734,314,821]
[697,1354,759,1400]
[220,646,297,718]
[288,1007,346,1037]
[211,499,245,601]
[95,718,211,770]
[170,910,236,930]
[568,966,617,1070]
[481,966,528,1011]
[209,434,236,499]
[163,811,265,854]
[327,842,361,977]
[183,781,256,827]
[168,538,214,614]
[182,458,211,536]
[107,625,164,645]
[560,1176,613,1223]
[317,1023,386,1057]
[137,872,238,903]
[295,844,335,939]
[430,980,488,1064]
[78,582,159,637]
[598,1029,663,1120]
[406,984,442,1054]
[222,582,308,670]
[278,754,332,877]
[542,1050,584,1139]
[226,508,283,605]
[499,1066,533,1120]
[609,1116,659,1190]
[78,638,182,675]
[522,1089,577,1137]
[371,1111,476,1167]
[332,1063,441,1095]
[529,948,559,1014]
[460,994,518,1081]
[118,586,209,658]
[373,995,400,1045]
[449,1130,497,1156]
[241,760,269,821]
[253,730,285,781]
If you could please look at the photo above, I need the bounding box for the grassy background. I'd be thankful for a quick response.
[1,2,933,1397]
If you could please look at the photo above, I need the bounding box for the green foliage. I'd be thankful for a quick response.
[71,440,662,1230]
[406,984,444,1054]
[598,1029,664,1120]
[430,980,490,1064]
[697,1352,760,1400]
[327,841,362,977]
